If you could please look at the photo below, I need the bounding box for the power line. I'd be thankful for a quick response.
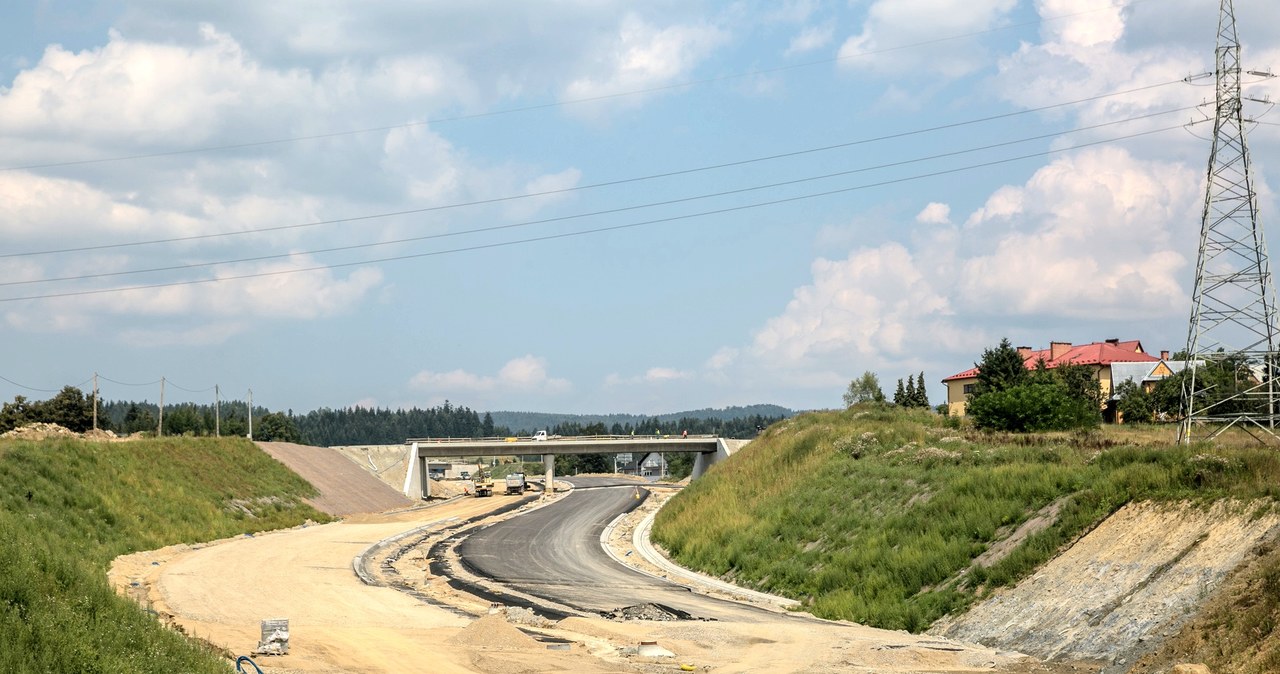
[1,78,1187,261]
[0,124,1181,304]
[0,0,1152,175]
[98,375,164,387]
[0,375,64,393]
[166,380,217,394]
[1,106,1194,289]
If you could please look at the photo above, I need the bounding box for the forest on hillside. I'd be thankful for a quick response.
[1,388,788,448]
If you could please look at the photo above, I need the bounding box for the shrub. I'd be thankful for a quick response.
[968,381,1098,432]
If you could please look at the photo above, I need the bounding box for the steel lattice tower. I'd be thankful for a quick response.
[1179,0,1279,443]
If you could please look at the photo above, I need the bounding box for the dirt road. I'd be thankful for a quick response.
[112,488,1041,673]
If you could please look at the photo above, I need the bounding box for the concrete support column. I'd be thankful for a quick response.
[543,453,555,495]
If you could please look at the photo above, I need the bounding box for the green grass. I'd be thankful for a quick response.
[652,407,1280,632]
[0,436,330,673]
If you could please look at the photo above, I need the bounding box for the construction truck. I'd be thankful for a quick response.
[473,468,494,497]
[505,473,527,495]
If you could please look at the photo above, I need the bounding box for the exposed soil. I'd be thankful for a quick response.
[113,490,1037,673]
[255,441,413,516]
[933,500,1280,673]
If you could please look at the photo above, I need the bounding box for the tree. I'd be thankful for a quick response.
[255,412,301,443]
[968,338,1098,432]
[968,380,1098,432]
[843,371,886,407]
[893,378,906,405]
[1114,379,1154,423]
[912,372,930,408]
[973,338,1028,396]
[40,386,95,432]
[904,376,918,407]
[0,395,34,433]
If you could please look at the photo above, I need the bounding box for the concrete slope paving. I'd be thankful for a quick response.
[256,441,412,516]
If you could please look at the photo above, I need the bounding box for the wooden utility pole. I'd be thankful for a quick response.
[247,388,253,440]
[157,377,165,437]
[92,372,99,432]
[215,385,221,437]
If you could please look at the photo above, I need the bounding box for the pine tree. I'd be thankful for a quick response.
[904,376,917,407]
[914,372,929,408]
[894,378,906,405]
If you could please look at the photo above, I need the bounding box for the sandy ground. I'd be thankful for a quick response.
[111,488,1059,674]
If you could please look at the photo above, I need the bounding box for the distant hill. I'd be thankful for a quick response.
[490,404,796,434]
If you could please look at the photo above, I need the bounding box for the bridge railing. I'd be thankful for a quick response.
[406,433,718,444]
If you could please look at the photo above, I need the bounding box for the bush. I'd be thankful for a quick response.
[968,381,1098,432]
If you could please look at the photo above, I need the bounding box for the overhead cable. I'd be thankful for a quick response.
[0,124,1182,304]
[1,77,1188,260]
[0,106,1195,288]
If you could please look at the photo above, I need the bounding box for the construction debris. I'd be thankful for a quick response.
[603,603,701,622]
[253,618,289,655]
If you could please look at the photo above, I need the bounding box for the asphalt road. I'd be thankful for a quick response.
[456,478,772,621]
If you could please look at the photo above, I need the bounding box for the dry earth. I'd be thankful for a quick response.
[112,488,1042,674]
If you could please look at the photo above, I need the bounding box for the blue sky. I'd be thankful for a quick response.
[2,0,1279,415]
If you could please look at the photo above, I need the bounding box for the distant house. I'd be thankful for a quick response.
[942,339,1177,420]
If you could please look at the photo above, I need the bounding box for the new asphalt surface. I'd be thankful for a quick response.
[455,477,774,621]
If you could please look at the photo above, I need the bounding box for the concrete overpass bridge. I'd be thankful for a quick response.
[400,435,739,500]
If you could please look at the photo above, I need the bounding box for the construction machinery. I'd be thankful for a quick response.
[473,468,494,497]
[505,472,527,495]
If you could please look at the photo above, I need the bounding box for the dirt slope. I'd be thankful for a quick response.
[256,441,412,516]
[933,501,1280,671]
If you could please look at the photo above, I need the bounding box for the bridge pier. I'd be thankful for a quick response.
[543,453,554,495]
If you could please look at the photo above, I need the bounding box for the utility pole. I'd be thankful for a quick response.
[215,385,221,438]
[1180,0,1279,443]
[247,388,253,440]
[157,377,165,437]
[92,372,99,432]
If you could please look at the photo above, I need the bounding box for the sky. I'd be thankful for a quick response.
[2,0,1280,416]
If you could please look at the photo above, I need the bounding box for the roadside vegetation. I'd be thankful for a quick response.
[0,436,329,673]
[651,406,1280,632]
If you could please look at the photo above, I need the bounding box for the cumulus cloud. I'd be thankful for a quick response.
[915,202,951,224]
[954,147,1195,318]
[0,25,585,340]
[710,145,1197,400]
[785,22,835,57]
[563,14,728,108]
[838,0,1018,78]
[410,355,571,396]
[604,367,692,387]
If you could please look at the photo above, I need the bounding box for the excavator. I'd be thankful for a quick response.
[472,467,495,497]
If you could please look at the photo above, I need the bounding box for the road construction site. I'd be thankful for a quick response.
[109,441,1275,673]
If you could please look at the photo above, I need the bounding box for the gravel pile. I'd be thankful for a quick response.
[447,613,539,651]
[603,603,699,622]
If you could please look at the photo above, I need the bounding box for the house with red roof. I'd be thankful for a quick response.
[942,339,1173,418]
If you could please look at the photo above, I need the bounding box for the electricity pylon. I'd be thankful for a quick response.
[1179,0,1279,443]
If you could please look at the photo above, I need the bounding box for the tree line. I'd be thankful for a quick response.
[1,389,784,460]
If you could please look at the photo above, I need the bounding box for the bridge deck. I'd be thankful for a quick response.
[408,435,719,457]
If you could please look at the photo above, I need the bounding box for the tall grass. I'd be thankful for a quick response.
[0,437,329,673]
[652,408,1280,632]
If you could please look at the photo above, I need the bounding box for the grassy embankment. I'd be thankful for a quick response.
[652,406,1280,632]
[0,436,329,673]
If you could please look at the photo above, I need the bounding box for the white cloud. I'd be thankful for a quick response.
[410,355,571,396]
[954,147,1195,319]
[916,202,951,224]
[0,26,586,337]
[785,22,835,57]
[838,0,1018,78]
[709,145,1197,400]
[563,14,728,108]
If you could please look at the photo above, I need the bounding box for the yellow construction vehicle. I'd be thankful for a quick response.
[473,467,494,497]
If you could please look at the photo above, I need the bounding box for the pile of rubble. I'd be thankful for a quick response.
[1,423,119,440]
[603,603,700,622]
